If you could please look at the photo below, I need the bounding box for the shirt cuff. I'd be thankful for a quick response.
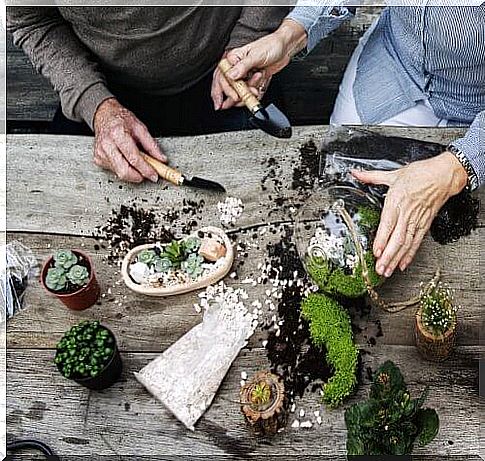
[287,4,354,53]
[449,111,485,190]
[73,82,114,131]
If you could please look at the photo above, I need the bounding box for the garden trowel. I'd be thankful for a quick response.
[218,58,292,139]
[142,153,225,193]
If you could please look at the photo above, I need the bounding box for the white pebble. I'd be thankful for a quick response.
[314,410,320,417]
[299,409,305,418]
[316,416,322,425]
[300,421,313,429]
[290,403,296,413]
[241,371,248,380]
[291,420,300,429]
[262,340,268,347]
[240,380,246,387]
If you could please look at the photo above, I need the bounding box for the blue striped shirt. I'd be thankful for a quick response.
[288,3,485,188]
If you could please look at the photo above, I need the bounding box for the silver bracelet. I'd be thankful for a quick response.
[447,144,479,191]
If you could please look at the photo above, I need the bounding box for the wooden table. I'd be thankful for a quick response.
[6,127,484,459]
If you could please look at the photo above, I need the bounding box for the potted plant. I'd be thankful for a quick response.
[41,249,100,310]
[240,371,286,435]
[415,280,458,362]
[54,320,122,390]
[345,361,439,457]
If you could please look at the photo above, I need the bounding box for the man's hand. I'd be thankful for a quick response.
[93,98,167,183]
[352,152,468,277]
[211,19,307,110]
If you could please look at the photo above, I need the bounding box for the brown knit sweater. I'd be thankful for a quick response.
[7,6,288,128]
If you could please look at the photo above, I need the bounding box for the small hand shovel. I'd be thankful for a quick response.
[218,58,292,139]
[141,153,225,193]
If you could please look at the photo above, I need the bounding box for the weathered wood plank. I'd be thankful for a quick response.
[7,127,480,237]
[6,223,483,350]
[7,346,481,457]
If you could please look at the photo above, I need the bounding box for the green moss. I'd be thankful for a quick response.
[301,293,359,407]
[307,251,382,299]
[357,205,381,231]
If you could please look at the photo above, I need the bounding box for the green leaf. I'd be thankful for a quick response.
[416,408,439,447]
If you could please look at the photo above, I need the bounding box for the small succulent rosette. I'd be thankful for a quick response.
[125,227,231,292]
[295,186,383,298]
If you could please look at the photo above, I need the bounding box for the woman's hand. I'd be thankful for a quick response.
[93,98,167,183]
[352,152,468,277]
[211,19,307,110]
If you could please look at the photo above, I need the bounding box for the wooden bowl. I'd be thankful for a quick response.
[121,226,234,297]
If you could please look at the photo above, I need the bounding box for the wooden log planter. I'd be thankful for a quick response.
[415,308,457,362]
[240,371,287,436]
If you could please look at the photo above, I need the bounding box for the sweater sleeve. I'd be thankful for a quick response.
[287,2,355,53]
[7,7,113,130]
[226,7,290,50]
[450,110,485,190]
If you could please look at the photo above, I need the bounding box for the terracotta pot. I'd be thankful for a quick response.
[41,250,100,311]
[415,307,456,362]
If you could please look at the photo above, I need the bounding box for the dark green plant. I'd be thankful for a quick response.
[301,293,359,407]
[345,361,439,456]
[137,249,158,266]
[181,253,204,279]
[54,320,115,380]
[54,249,78,270]
[420,281,457,336]
[307,251,381,298]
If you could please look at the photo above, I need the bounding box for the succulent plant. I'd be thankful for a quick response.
[45,267,68,291]
[67,264,90,287]
[251,381,272,406]
[184,236,201,253]
[54,320,115,380]
[162,240,186,267]
[181,253,204,279]
[154,257,173,273]
[137,249,158,266]
[54,249,78,270]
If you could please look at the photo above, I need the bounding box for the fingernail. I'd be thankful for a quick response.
[377,264,385,275]
[227,70,237,79]
[385,268,393,278]
[374,248,382,258]
[150,175,158,183]
[399,263,406,272]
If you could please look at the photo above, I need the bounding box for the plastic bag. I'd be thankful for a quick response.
[0,241,38,322]
[135,282,255,430]
[320,127,480,245]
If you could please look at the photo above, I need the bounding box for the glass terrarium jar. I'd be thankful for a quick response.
[295,185,384,299]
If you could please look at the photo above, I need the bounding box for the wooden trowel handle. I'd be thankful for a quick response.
[141,153,182,186]
[218,58,261,113]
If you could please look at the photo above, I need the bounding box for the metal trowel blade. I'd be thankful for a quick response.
[250,104,292,139]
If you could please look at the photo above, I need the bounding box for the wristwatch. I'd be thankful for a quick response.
[447,144,479,191]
